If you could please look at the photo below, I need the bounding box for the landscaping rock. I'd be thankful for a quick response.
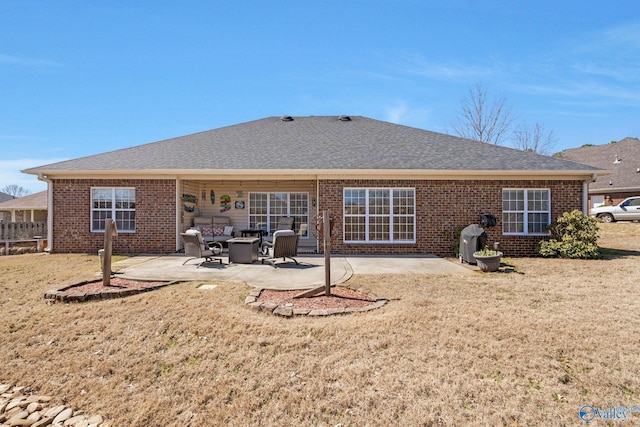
[32,417,54,427]
[52,407,73,424]
[260,302,278,312]
[64,414,88,425]
[26,402,41,413]
[273,306,293,317]
[87,415,103,424]
[0,385,107,427]
[43,405,66,418]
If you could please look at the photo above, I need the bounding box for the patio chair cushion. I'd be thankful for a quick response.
[261,230,299,267]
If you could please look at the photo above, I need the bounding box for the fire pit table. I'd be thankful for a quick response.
[227,237,259,264]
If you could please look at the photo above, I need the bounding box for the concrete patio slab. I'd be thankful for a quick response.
[114,253,474,290]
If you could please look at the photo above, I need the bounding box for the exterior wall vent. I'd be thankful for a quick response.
[338,116,351,121]
[280,116,294,122]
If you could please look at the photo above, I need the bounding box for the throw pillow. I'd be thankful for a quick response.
[223,226,234,236]
[201,226,214,237]
[212,226,225,236]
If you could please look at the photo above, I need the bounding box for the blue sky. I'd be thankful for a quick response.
[2,1,639,193]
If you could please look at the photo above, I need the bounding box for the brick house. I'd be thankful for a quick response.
[24,116,602,257]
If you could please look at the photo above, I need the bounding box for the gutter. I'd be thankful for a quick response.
[26,168,601,180]
[583,173,598,213]
[37,173,53,252]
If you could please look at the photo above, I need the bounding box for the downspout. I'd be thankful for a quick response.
[176,179,182,252]
[316,176,320,254]
[583,174,597,214]
[38,173,53,252]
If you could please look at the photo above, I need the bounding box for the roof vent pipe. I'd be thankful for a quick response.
[280,116,293,122]
[338,116,351,121]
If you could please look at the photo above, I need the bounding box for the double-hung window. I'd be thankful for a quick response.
[344,188,415,243]
[91,188,136,232]
[502,189,550,235]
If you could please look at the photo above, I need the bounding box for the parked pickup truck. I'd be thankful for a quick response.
[589,196,640,222]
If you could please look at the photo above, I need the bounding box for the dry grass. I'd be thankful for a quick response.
[1,223,639,426]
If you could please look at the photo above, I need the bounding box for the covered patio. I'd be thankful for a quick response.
[178,178,319,253]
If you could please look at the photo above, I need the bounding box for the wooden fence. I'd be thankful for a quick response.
[0,221,47,254]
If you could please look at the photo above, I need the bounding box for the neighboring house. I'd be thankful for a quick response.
[23,116,602,257]
[0,191,12,203]
[0,191,48,222]
[563,137,640,208]
[0,191,13,221]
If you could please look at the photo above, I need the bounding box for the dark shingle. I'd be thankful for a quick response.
[564,138,640,190]
[25,116,600,173]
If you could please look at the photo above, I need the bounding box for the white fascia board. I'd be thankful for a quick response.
[24,168,605,181]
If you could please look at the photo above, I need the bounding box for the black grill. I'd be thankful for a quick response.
[459,212,497,264]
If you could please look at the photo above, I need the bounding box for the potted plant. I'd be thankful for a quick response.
[473,246,503,272]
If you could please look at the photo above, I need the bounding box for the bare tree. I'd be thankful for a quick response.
[1,184,30,198]
[450,83,516,145]
[512,122,556,155]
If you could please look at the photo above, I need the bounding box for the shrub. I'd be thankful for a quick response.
[538,210,600,259]
[474,246,501,257]
[443,225,465,257]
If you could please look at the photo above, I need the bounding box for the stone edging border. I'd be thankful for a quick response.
[0,383,109,426]
[43,279,177,303]
[244,288,388,317]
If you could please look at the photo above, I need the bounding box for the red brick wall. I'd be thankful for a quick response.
[318,179,584,257]
[49,177,584,257]
[51,179,176,254]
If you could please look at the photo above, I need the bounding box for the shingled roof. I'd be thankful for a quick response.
[24,116,600,177]
[564,137,640,192]
[0,191,12,203]
[0,191,47,210]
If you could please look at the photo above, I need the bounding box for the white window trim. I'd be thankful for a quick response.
[343,187,416,244]
[90,187,136,233]
[248,192,310,238]
[502,188,551,236]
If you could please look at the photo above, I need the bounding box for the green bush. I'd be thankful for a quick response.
[444,225,465,257]
[538,210,600,259]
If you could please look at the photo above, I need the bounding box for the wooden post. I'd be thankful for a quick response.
[102,218,118,287]
[323,209,331,296]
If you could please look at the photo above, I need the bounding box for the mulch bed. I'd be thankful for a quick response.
[44,278,384,314]
[44,277,175,303]
[257,286,378,310]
